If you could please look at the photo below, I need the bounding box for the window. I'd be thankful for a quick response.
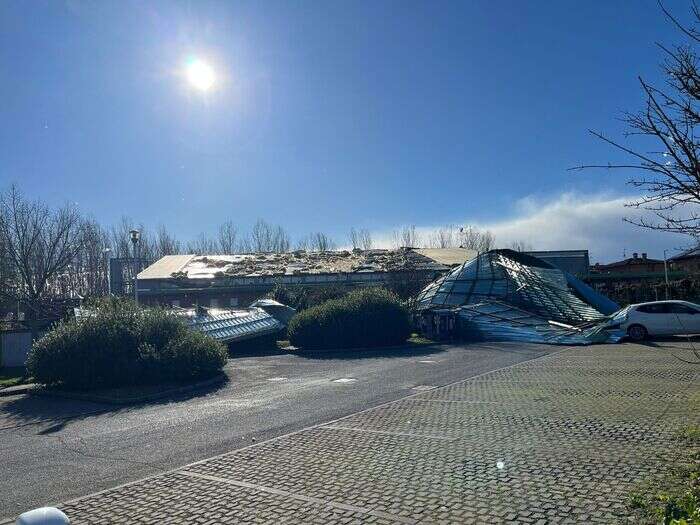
[667,303,698,314]
[171,300,180,308]
[229,297,239,307]
[210,298,219,308]
[637,304,670,314]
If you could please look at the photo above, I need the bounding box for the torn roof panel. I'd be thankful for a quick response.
[456,301,624,345]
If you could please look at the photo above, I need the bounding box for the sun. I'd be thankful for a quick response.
[186,59,215,91]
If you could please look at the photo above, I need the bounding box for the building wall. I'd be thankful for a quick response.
[598,262,666,274]
[137,270,441,308]
[671,258,700,273]
[525,250,590,276]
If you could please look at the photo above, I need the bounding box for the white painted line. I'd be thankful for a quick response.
[320,425,455,441]
[177,471,417,524]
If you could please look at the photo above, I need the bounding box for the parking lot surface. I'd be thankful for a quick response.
[18,341,698,524]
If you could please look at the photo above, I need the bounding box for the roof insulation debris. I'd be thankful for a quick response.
[415,249,624,345]
[139,248,476,281]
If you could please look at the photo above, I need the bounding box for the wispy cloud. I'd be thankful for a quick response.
[372,193,692,263]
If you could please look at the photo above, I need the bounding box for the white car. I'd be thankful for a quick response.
[612,300,700,341]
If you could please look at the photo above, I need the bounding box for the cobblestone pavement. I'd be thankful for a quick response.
[49,344,700,523]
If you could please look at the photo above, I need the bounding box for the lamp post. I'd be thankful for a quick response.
[664,249,670,300]
[129,230,141,305]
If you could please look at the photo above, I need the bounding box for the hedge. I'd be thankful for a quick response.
[287,287,410,350]
[26,298,227,389]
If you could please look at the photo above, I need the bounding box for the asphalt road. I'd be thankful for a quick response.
[0,342,554,518]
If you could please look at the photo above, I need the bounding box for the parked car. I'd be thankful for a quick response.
[609,300,700,341]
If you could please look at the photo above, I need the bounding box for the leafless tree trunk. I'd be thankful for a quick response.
[186,233,219,254]
[509,240,533,252]
[573,2,700,238]
[0,185,86,316]
[427,225,458,248]
[217,221,238,254]
[348,227,373,250]
[392,225,421,248]
[155,225,181,257]
[249,219,290,253]
[297,232,336,251]
[458,225,495,252]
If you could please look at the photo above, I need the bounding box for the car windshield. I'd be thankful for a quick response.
[610,306,631,321]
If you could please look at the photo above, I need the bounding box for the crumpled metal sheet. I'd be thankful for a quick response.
[181,307,283,343]
[456,301,624,345]
[414,249,623,345]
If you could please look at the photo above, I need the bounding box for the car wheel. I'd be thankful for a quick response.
[627,324,648,342]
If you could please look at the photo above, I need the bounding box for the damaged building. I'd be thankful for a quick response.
[414,249,624,345]
[136,248,476,308]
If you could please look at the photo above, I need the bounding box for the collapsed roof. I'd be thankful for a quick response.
[138,248,476,281]
[415,249,622,345]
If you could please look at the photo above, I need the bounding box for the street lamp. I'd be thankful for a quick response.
[129,230,141,305]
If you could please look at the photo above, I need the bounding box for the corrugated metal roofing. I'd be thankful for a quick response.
[181,307,282,343]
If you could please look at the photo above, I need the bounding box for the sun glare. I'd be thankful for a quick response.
[186,59,215,91]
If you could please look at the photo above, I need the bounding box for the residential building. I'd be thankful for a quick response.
[591,253,666,275]
[669,247,700,273]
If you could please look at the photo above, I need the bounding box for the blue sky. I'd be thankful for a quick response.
[0,0,694,262]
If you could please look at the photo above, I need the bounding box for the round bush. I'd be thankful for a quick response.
[287,287,410,350]
[27,298,227,389]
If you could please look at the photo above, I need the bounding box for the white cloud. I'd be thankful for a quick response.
[373,193,691,263]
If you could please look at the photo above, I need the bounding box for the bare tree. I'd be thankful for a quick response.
[186,233,219,254]
[249,219,290,253]
[297,232,336,251]
[109,217,156,260]
[509,240,533,252]
[458,226,495,252]
[155,225,181,258]
[348,227,373,250]
[573,3,700,237]
[391,225,421,248]
[217,221,238,254]
[0,186,86,316]
[427,225,458,248]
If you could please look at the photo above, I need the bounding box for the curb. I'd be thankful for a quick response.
[0,383,37,397]
[31,373,228,406]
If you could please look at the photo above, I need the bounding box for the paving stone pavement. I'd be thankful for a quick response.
[52,344,700,523]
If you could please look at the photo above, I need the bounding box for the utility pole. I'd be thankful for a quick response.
[130,230,141,306]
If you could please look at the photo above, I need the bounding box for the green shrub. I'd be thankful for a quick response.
[27,298,227,389]
[287,287,410,350]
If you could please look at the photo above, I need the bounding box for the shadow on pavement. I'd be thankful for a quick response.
[293,343,448,360]
[0,376,228,432]
[637,335,700,352]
